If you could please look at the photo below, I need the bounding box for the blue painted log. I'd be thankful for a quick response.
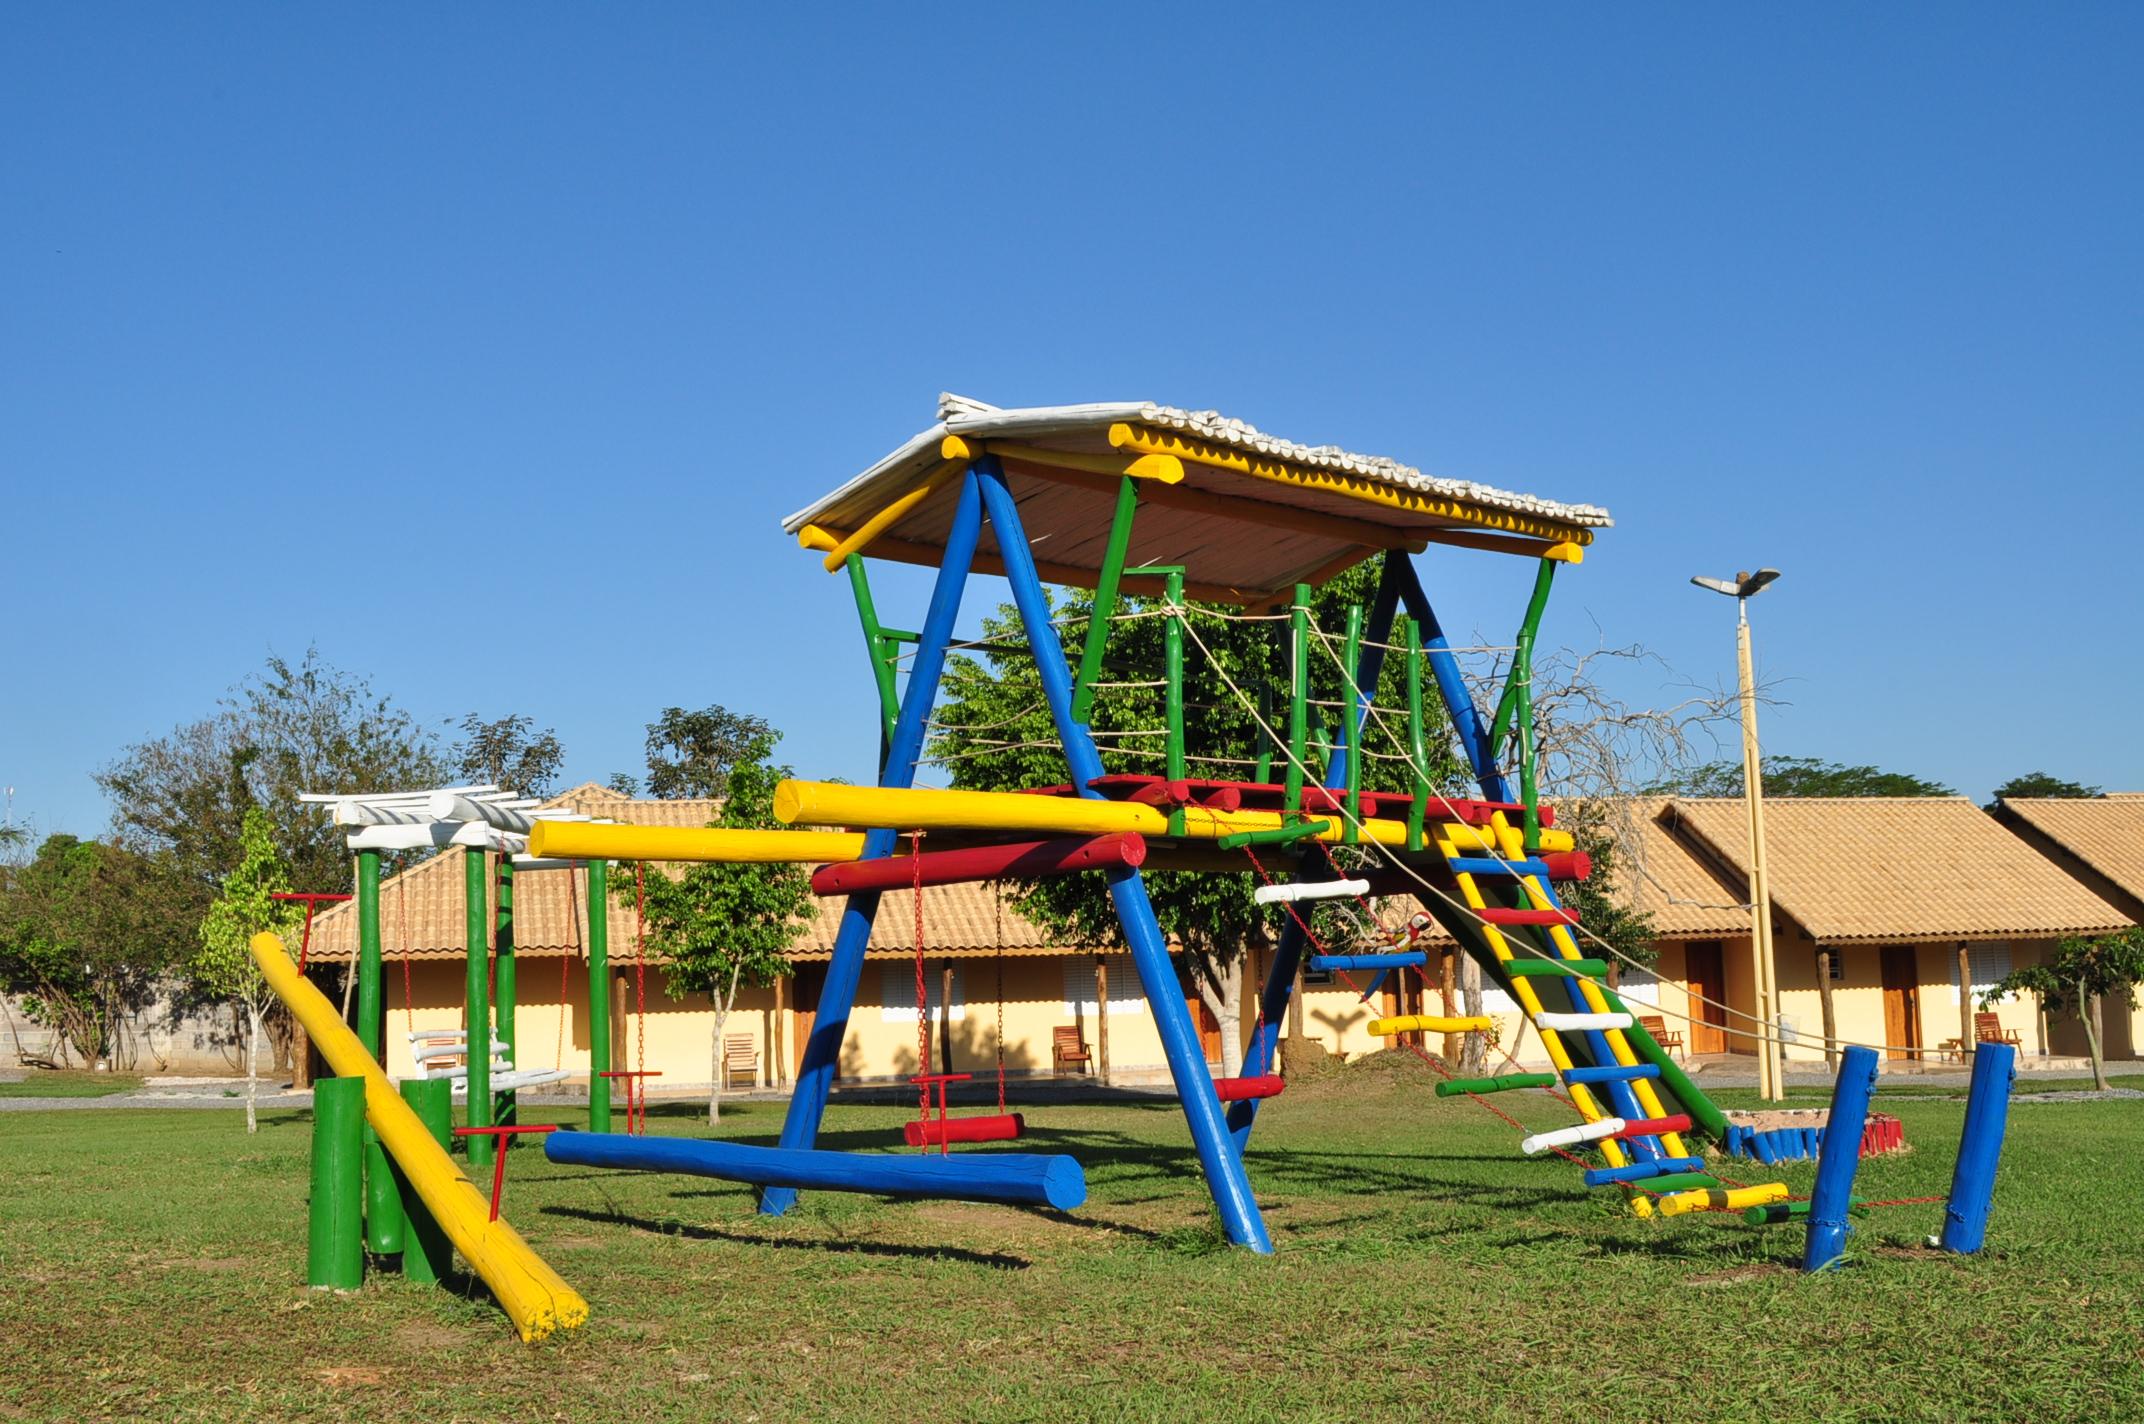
[1561,1064,1659,1086]
[1585,1157,1708,1187]
[1309,952,1427,971]
[1446,856,1552,877]
[547,1131,1087,1212]
[1803,1044,1878,1272]
[1938,1042,2016,1254]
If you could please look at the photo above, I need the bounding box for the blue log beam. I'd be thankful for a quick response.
[1937,1042,2016,1254]
[1802,1045,1879,1271]
[976,462,1272,1253]
[760,468,984,1218]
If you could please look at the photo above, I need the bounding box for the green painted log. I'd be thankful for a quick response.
[494,856,516,1130]
[1404,617,1429,852]
[1340,601,1364,845]
[1744,1198,1867,1225]
[1217,818,1332,851]
[1619,1171,1722,1193]
[586,860,611,1134]
[1285,585,1309,819]
[1433,1072,1558,1097]
[1596,989,1732,1140]
[1071,477,1140,724]
[464,847,493,1167]
[845,554,902,748]
[307,1076,364,1290]
[1163,568,1187,838]
[396,1078,456,1284]
[1503,957,1609,978]
[356,851,404,1255]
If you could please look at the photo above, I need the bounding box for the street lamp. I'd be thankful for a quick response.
[1691,568,1785,1103]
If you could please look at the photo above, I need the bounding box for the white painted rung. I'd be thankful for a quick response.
[1534,1012,1634,1032]
[1520,1117,1624,1156]
[1252,878,1371,906]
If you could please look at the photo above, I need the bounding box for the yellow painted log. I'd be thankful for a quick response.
[980,440,1186,484]
[1368,1014,1494,1036]
[797,524,839,553]
[248,933,587,1341]
[777,781,1164,837]
[526,821,867,864]
[819,457,966,572]
[1655,1182,1791,1218]
[1438,821,1576,855]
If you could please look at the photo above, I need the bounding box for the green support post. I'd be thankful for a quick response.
[1071,476,1140,725]
[586,859,611,1134]
[845,554,903,751]
[1254,676,1274,784]
[355,851,403,1255]
[464,847,493,1167]
[1489,559,1557,851]
[1340,601,1363,845]
[494,856,516,1130]
[1216,818,1332,851]
[307,1075,364,1290]
[395,1078,455,1284]
[1404,616,1429,852]
[1162,568,1187,837]
[1285,586,1310,822]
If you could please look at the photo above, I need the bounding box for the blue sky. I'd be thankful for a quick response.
[5,6,2140,840]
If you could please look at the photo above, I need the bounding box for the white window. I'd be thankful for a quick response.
[881,962,965,1024]
[1612,966,1661,1008]
[1063,955,1144,1016]
[1951,943,2012,1006]
[1480,985,1518,1014]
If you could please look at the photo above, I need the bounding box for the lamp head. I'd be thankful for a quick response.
[1691,569,1782,599]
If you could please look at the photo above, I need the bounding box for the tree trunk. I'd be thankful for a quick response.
[1815,947,1839,1068]
[1458,951,1486,1075]
[1192,952,1243,1077]
[245,1000,261,1135]
[2083,982,2108,1091]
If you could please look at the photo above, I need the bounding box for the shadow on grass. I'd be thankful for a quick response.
[540,1202,1032,1271]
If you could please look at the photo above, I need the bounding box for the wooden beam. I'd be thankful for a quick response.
[979,440,1185,484]
[997,453,1422,551]
[820,528,1267,606]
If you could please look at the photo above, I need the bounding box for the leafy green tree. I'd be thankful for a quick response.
[617,729,808,1121]
[193,809,304,1132]
[931,564,1466,1074]
[1552,803,1660,987]
[1655,755,1954,799]
[641,705,775,801]
[1986,771,2101,809]
[0,835,205,1068]
[1982,929,2144,1091]
[453,712,565,797]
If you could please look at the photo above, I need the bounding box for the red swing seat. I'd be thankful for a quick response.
[1212,1074,1285,1103]
[903,1113,1027,1147]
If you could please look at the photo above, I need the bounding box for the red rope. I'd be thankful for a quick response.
[993,886,1007,1115]
[911,831,931,1114]
[634,861,648,1078]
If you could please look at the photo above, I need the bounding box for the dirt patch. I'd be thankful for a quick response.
[150,1256,248,1273]
[1684,1263,1787,1287]
[317,1366,389,1388]
[391,1321,468,1353]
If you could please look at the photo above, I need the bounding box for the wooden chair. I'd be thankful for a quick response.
[1052,1025,1093,1075]
[1639,1015,1685,1059]
[1973,1013,2023,1050]
[722,1034,759,1090]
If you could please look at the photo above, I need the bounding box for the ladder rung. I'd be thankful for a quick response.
[1308,952,1426,971]
[1370,1014,1493,1036]
[1583,1157,1708,1186]
[1616,1171,1722,1194]
[1561,1064,1660,1085]
[1434,1072,1557,1097]
[1446,856,1550,877]
[1535,1011,1633,1032]
[1503,957,1608,979]
[1479,907,1580,927]
[1657,1183,1790,1218]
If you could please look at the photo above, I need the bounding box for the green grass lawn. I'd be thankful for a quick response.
[0,1069,143,1098]
[5,1059,2140,1423]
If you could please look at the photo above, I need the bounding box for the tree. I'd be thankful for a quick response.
[0,835,205,1068]
[931,564,1462,1076]
[1654,755,1954,799]
[617,728,807,1122]
[453,713,565,798]
[1987,771,2100,809]
[606,771,642,797]
[193,809,304,1132]
[641,705,775,801]
[1982,930,2144,1091]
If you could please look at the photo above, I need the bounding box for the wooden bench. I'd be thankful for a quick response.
[1974,1012,2023,1051]
[1639,1015,1685,1059]
[1052,1025,1093,1075]
[408,1029,569,1095]
[722,1034,759,1090]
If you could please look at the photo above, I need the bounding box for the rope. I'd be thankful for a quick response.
[993,886,1008,1115]
[911,831,931,1114]
[399,875,414,1035]
[634,861,648,1080]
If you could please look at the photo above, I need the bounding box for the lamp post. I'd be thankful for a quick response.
[1692,568,1785,1103]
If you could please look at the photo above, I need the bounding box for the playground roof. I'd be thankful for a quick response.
[1994,796,2144,919]
[1661,797,2132,945]
[784,395,1613,604]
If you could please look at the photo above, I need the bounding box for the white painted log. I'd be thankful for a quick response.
[1252,878,1371,905]
[1520,1117,1625,1156]
[1534,1012,1634,1032]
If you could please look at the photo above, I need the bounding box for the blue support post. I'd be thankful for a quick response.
[975,462,1272,1253]
[1391,554,1511,802]
[759,468,984,1217]
[1802,1044,1879,1271]
[1937,1041,2016,1254]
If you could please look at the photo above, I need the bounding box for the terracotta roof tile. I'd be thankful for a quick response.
[1996,797,2144,915]
[1663,797,2130,944]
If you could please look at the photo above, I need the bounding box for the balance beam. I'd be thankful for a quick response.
[527,821,866,864]
[543,1132,1087,1211]
[810,833,1144,896]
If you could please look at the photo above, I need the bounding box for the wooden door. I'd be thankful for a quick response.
[1881,947,1922,1060]
[1190,992,1223,1064]
[791,963,827,1078]
[1685,941,1729,1055]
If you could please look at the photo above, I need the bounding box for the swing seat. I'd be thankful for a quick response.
[408,1030,569,1094]
[903,1113,1026,1147]
[1211,1074,1284,1102]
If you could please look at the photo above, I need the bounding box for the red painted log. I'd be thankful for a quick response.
[1211,1075,1285,1102]
[811,833,1147,896]
[1612,1114,1693,1141]
[1477,907,1580,927]
[1127,780,1194,807]
[1033,775,1556,827]
[902,1113,1026,1148]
